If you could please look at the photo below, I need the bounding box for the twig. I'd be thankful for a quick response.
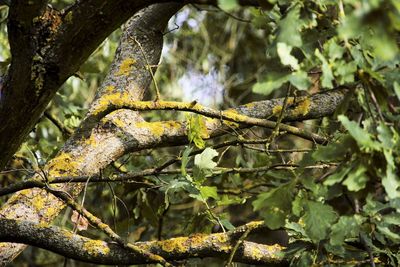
[132,37,161,101]
[243,145,312,154]
[0,163,336,197]
[225,227,252,266]
[268,84,292,144]
[44,111,73,137]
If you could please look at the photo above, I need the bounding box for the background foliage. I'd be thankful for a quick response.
[0,0,399,266]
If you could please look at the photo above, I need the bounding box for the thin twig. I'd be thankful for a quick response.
[268,84,292,144]
[44,111,73,137]
[0,163,337,197]
[225,227,252,266]
[132,37,161,101]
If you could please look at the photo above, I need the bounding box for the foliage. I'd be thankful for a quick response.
[0,0,399,266]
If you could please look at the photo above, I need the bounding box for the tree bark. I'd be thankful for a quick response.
[0,4,182,263]
[0,219,286,265]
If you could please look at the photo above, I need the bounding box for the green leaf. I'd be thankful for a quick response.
[338,115,381,151]
[181,146,193,176]
[187,115,208,149]
[292,194,305,217]
[277,5,302,47]
[315,49,334,88]
[383,213,400,225]
[302,201,338,242]
[312,135,354,162]
[219,218,235,230]
[377,225,400,242]
[252,73,289,95]
[382,151,400,199]
[199,186,219,201]
[277,42,299,70]
[327,38,345,61]
[378,123,394,149]
[194,147,218,170]
[369,28,399,61]
[330,215,364,246]
[343,164,369,191]
[289,70,311,90]
[324,164,352,186]
[394,82,400,101]
[218,0,238,11]
[334,60,357,84]
[253,181,296,229]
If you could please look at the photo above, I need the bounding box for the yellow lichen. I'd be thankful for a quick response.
[135,121,165,138]
[215,233,228,243]
[164,120,183,130]
[251,246,263,260]
[222,109,247,122]
[291,97,311,116]
[112,118,126,128]
[32,195,46,211]
[244,102,255,108]
[46,152,81,178]
[64,230,74,239]
[37,221,49,228]
[160,237,187,253]
[44,206,59,218]
[116,58,136,76]
[272,105,283,115]
[104,85,115,94]
[187,233,207,248]
[85,133,99,147]
[83,240,110,256]
[92,91,130,115]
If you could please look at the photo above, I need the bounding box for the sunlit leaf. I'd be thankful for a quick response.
[277,5,302,47]
[217,0,238,11]
[277,42,299,70]
[194,147,218,170]
[315,49,334,88]
[252,73,289,95]
[338,115,381,150]
[289,70,311,90]
[343,164,369,191]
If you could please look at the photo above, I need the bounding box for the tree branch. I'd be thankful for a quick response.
[0,0,182,170]
[86,99,328,144]
[0,3,181,263]
[0,219,285,265]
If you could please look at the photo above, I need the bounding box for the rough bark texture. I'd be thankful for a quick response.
[0,219,285,265]
[0,0,172,170]
[0,1,349,265]
[0,4,182,263]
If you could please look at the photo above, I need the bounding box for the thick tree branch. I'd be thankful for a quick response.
[0,4,181,263]
[86,99,328,144]
[0,219,285,265]
[0,0,181,170]
[46,186,171,266]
